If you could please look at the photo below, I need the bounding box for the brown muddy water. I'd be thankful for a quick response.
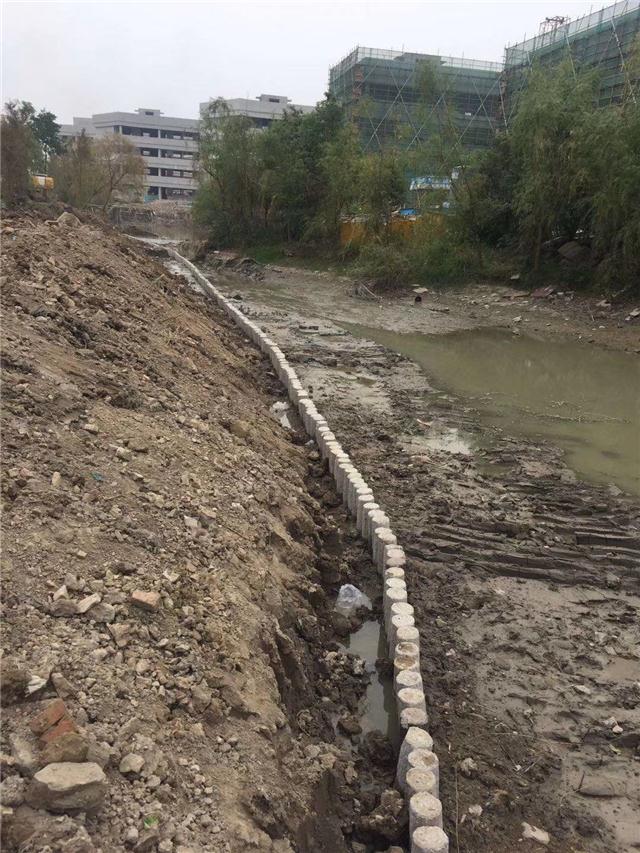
[341,620,399,744]
[342,323,640,496]
[213,270,639,496]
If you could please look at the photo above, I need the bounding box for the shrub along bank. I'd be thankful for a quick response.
[195,56,640,296]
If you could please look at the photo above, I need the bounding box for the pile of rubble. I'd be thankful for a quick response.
[0,211,401,852]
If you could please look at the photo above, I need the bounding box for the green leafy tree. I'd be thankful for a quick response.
[509,61,599,270]
[359,148,406,237]
[195,98,262,245]
[572,87,640,291]
[314,123,363,239]
[0,101,37,204]
[30,108,62,172]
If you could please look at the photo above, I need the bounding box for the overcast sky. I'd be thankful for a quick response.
[3,0,599,123]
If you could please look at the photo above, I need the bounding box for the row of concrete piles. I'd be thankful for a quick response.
[168,249,449,853]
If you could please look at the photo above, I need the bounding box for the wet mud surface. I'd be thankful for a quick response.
[206,263,640,853]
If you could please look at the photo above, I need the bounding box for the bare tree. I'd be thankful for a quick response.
[92,136,145,209]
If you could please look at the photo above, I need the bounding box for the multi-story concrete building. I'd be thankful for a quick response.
[199,94,314,129]
[60,108,199,203]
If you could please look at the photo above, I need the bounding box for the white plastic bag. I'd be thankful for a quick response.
[335,584,371,617]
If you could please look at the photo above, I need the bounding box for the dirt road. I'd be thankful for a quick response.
[201,261,640,853]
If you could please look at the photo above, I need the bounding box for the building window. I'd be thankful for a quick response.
[147,168,159,176]
[122,125,158,138]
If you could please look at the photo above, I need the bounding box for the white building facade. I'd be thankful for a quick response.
[60,108,199,203]
[199,94,314,129]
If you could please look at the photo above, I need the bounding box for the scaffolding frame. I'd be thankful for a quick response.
[503,0,640,113]
[329,47,503,153]
[328,1,640,154]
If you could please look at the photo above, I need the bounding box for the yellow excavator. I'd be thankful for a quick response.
[30,173,54,197]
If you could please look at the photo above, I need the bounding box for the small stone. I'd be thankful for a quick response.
[0,660,29,706]
[53,584,69,601]
[76,593,101,614]
[191,684,212,714]
[42,732,88,765]
[113,561,136,575]
[128,437,149,453]
[56,211,81,227]
[229,420,250,439]
[468,804,483,817]
[27,761,107,813]
[125,826,140,846]
[130,590,161,612]
[51,471,62,487]
[108,623,131,647]
[9,734,37,776]
[83,423,99,434]
[86,740,112,768]
[134,829,160,852]
[116,447,132,461]
[119,753,145,775]
[573,684,591,696]
[522,822,550,845]
[51,599,78,617]
[163,569,180,583]
[459,757,478,777]
[338,715,362,736]
[88,602,116,622]
[135,659,151,675]
[0,775,26,807]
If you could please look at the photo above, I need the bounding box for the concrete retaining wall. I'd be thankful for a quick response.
[167,249,449,853]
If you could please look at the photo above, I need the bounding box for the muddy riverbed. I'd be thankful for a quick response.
[200,261,640,853]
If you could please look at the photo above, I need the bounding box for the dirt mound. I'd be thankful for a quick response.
[0,212,397,851]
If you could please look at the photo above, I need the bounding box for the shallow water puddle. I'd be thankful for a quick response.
[341,620,399,744]
[342,323,640,496]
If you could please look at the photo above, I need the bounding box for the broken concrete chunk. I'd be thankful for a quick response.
[27,761,106,813]
[76,593,101,614]
[130,590,161,612]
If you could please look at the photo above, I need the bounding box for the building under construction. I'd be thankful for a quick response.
[328,1,639,153]
[328,47,504,152]
[503,0,640,116]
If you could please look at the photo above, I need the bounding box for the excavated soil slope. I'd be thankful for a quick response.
[0,213,402,852]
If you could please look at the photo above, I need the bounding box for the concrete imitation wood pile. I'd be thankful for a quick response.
[167,249,449,853]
